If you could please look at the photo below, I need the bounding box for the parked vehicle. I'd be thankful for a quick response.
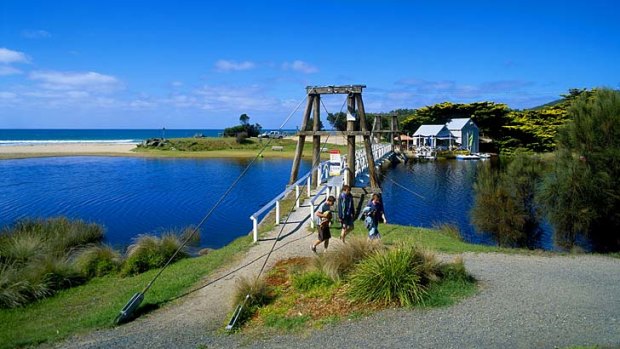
[258,131,284,139]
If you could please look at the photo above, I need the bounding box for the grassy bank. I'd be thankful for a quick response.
[134,137,348,159]
[0,234,254,349]
[0,221,526,348]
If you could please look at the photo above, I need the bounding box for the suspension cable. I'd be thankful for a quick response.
[228,99,342,330]
[136,95,309,297]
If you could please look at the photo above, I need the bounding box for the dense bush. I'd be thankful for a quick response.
[121,233,188,276]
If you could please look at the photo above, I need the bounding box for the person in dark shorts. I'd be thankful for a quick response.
[312,195,335,253]
[338,185,354,243]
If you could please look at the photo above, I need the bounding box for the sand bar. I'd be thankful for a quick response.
[0,143,137,159]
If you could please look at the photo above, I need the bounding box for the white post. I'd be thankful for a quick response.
[307,177,311,196]
[251,216,258,243]
[295,185,300,208]
[275,201,280,225]
[309,203,315,229]
[325,186,330,202]
[316,166,322,189]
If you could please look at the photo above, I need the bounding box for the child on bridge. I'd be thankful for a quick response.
[312,195,335,253]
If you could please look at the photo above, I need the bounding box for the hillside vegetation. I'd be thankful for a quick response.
[396,88,595,154]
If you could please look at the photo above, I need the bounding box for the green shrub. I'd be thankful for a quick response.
[347,245,430,306]
[74,245,123,278]
[292,271,333,292]
[121,233,189,276]
[320,237,384,281]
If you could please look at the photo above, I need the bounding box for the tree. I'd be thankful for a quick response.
[223,113,262,138]
[470,154,544,248]
[305,117,325,131]
[538,88,620,251]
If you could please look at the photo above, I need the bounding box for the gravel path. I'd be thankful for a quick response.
[55,197,620,349]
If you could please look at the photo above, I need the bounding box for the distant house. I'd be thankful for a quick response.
[412,124,455,149]
[446,118,479,153]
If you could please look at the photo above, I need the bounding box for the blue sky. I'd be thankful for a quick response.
[1,0,619,129]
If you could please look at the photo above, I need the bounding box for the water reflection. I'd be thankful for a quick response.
[381,160,555,250]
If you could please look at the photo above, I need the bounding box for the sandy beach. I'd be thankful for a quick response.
[0,143,138,159]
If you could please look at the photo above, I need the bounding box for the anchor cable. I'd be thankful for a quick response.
[133,95,309,298]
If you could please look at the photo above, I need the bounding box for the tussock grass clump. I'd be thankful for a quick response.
[347,245,436,307]
[0,263,48,308]
[3,217,103,255]
[319,237,385,281]
[74,245,123,278]
[0,217,103,308]
[121,233,189,276]
[232,275,272,308]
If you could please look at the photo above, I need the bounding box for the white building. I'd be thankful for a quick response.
[445,118,479,153]
[412,124,455,149]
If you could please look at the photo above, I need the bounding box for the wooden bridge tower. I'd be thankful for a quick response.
[289,85,379,189]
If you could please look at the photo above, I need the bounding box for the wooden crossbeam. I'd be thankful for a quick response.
[295,131,371,136]
[305,85,366,95]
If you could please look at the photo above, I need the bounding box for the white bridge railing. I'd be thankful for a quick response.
[249,160,332,242]
[353,143,393,177]
[249,143,393,242]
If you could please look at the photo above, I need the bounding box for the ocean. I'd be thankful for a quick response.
[0,129,295,146]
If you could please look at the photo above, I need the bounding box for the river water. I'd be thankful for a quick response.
[1,156,556,250]
[0,156,309,249]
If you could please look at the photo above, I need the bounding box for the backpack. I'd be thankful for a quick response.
[361,206,376,229]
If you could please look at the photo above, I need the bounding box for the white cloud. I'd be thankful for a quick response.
[0,66,22,76]
[29,71,121,92]
[282,60,318,74]
[129,99,157,109]
[21,30,52,39]
[0,48,30,64]
[214,60,256,72]
[196,85,280,111]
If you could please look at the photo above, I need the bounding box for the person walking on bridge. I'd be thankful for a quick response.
[338,185,354,243]
[312,196,335,253]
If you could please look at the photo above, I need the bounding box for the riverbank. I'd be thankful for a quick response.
[0,136,350,160]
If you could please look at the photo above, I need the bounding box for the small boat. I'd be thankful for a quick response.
[456,153,480,160]
[476,153,491,160]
